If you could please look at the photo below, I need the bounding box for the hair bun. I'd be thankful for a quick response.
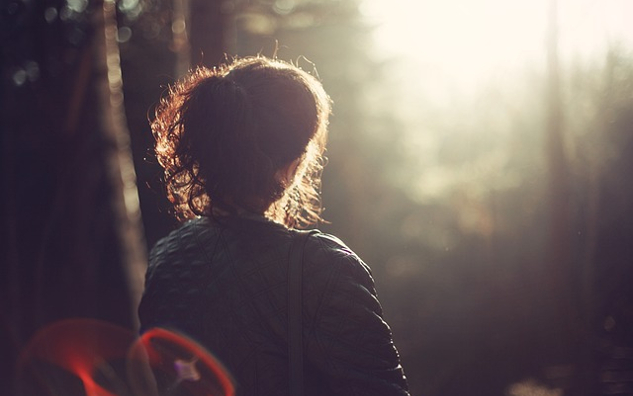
[152,56,331,227]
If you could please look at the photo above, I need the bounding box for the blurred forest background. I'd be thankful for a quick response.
[1,0,633,395]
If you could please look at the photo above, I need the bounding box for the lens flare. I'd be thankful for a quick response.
[127,327,235,396]
[17,319,234,396]
[17,319,136,396]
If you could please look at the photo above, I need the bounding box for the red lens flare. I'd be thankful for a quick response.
[127,328,235,396]
[17,318,136,396]
[17,319,234,396]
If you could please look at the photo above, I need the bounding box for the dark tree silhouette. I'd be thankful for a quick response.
[0,0,145,393]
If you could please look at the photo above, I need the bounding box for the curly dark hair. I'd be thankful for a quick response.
[151,56,331,228]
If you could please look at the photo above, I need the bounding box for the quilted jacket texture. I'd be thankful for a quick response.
[138,216,409,396]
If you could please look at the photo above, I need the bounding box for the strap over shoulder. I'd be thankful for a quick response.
[288,229,318,396]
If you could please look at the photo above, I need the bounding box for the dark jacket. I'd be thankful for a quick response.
[138,216,409,396]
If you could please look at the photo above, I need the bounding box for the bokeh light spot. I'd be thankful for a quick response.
[117,26,132,43]
[44,7,58,23]
[12,69,27,86]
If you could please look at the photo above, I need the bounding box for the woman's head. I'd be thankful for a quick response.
[152,56,331,228]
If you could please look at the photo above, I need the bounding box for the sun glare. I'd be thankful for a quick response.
[361,0,633,96]
[358,0,633,201]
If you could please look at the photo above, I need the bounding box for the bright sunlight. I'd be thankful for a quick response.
[361,0,633,97]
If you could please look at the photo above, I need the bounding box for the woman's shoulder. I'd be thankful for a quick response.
[303,231,354,258]
[149,217,215,261]
[301,230,374,284]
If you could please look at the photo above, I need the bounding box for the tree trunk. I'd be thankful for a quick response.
[188,0,228,68]
[545,0,572,328]
[97,0,148,330]
[0,0,145,392]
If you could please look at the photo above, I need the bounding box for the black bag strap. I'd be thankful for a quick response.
[288,230,317,396]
